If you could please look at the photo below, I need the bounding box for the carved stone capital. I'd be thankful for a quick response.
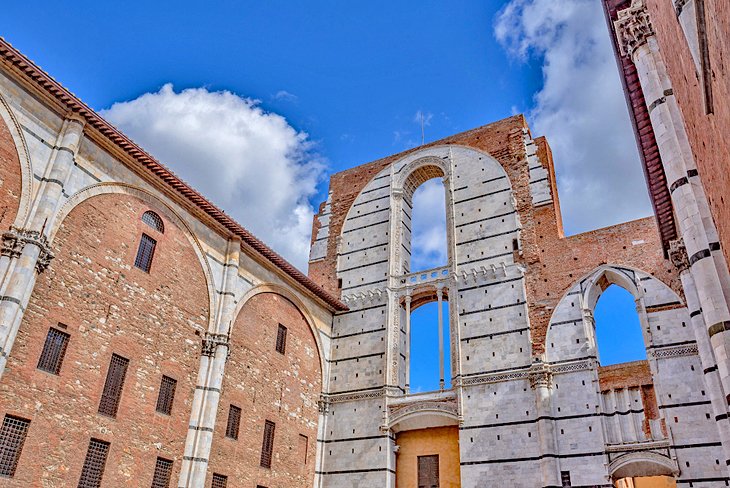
[614,0,655,58]
[1,227,54,273]
[318,394,330,414]
[669,238,689,271]
[528,361,553,390]
[201,331,231,360]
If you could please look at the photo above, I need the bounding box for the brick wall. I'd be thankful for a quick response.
[646,0,730,266]
[0,193,209,486]
[207,292,321,487]
[0,113,21,230]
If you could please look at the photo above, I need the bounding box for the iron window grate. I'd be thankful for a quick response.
[142,211,164,233]
[0,415,30,477]
[37,326,70,375]
[78,438,110,488]
[134,233,157,273]
[98,354,129,418]
[151,457,173,488]
[155,376,177,415]
[260,420,275,468]
[225,405,241,440]
[275,324,287,354]
[211,473,228,488]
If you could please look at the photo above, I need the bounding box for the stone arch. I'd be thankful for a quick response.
[0,92,33,229]
[51,182,216,329]
[544,264,686,363]
[608,451,679,480]
[392,155,449,197]
[233,283,326,384]
[388,400,459,432]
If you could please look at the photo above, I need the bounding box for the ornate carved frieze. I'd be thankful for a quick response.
[1,227,54,273]
[614,0,655,58]
[648,342,698,359]
[669,238,689,272]
[201,331,231,360]
[326,388,384,404]
[387,399,458,427]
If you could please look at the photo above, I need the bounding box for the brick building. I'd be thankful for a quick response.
[0,0,729,486]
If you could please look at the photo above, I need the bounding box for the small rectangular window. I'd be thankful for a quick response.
[155,376,177,416]
[78,438,110,488]
[299,434,308,464]
[151,457,173,488]
[0,415,30,477]
[98,354,129,418]
[211,473,228,488]
[561,470,572,487]
[260,420,276,468]
[275,324,287,354]
[134,233,157,273]
[37,326,70,375]
[225,405,241,440]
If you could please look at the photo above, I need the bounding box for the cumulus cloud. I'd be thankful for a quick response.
[495,0,652,234]
[102,83,324,271]
[411,178,448,271]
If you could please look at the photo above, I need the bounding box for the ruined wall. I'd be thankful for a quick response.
[207,292,321,487]
[0,194,208,486]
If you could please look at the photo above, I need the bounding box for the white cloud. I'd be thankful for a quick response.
[411,178,448,271]
[273,90,298,102]
[102,83,324,271]
[413,110,433,127]
[495,0,652,234]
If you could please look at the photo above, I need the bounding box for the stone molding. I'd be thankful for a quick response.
[1,227,54,273]
[614,0,655,58]
[326,388,384,404]
[647,342,698,359]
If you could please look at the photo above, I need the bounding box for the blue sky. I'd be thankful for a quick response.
[3,0,653,382]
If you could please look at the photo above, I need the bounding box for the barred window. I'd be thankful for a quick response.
[155,376,177,415]
[98,354,129,418]
[134,234,157,273]
[225,405,241,440]
[142,211,164,233]
[37,326,70,375]
[0,415,30,477]
[275,324,287,354]
[78,438,110,488]
[260,420,275,468]
[151,457,173,488]
[211,473,228,488]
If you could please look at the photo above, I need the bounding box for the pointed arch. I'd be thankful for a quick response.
[0,92,34,228]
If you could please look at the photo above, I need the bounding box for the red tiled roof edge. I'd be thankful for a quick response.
[601,0,678,255]
[0,38,347,312]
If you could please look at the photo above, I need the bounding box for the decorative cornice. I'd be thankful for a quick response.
[648,342,698,359]
[1,227,54,273]
[614,0,655,58]
[0,38,347,312]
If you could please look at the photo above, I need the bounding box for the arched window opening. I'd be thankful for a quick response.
[134,234,157,273]
[142,210,164,233]
[407,298,451,393]
[594,285,646,366]
[409,178,448,273]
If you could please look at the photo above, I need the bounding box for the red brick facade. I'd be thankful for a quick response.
[0,193,209,486]
[207,292,321,488]
[0,113,21,231]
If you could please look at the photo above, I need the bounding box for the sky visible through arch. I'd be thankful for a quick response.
[3,0,655,384]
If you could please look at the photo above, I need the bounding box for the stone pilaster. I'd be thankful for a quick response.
[529,360,560,487]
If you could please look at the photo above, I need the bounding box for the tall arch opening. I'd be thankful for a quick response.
[594,284,646,366]
[408,297,451,393]
[401,164,449,274]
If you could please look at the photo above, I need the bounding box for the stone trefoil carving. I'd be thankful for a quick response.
[1,227,54,273]
[669,238,689,271]
[201,331,231,360]
[614,0,655,58]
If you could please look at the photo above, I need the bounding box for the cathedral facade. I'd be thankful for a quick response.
[0,0,727,486]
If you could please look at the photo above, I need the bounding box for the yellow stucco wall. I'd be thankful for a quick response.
[395,426,460,488]
[616,476,677,488]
